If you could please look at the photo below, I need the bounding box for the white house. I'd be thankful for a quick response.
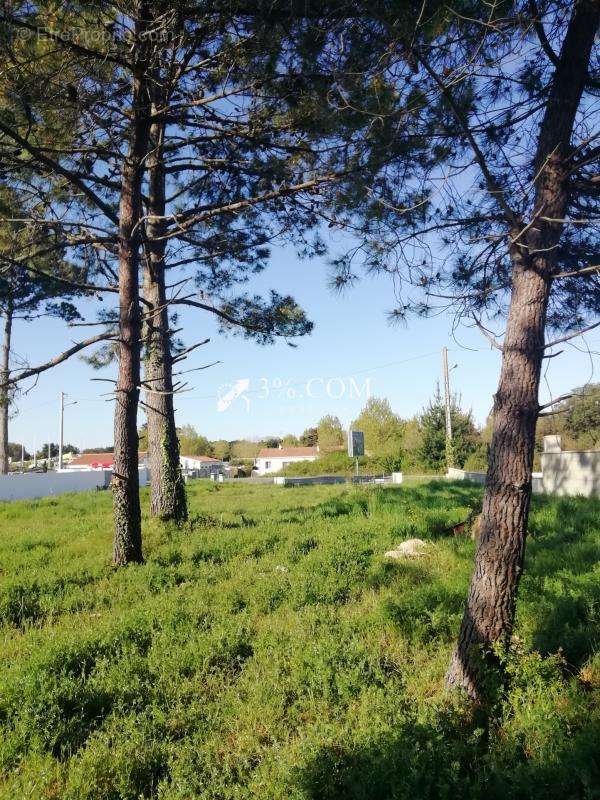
[253,446,319,476]
[67,451,226,480]
[179,454,227,477]
[60,452,150,486]
[66,452,149,470]
[67,451,225,476]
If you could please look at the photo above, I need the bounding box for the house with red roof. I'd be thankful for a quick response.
[253,446,319,476]
[65,452,149,471]
[67,451,226,478]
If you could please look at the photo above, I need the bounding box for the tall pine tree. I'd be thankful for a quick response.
[317,0,600,696]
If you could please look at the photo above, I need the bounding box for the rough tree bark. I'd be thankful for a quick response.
[0,297,13,475]
[143,106,188,523]
[446,0,600,697]
[112,9,152,566]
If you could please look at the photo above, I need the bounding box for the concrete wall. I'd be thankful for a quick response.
[0,467,150,502]
[274,474,399,487]
[237,476,281,484]
[446,467,486,484]
[446,467,544,493]
[531,473,544,494]
[541,450,600,498]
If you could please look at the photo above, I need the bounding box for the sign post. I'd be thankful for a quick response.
[347,430,365,479]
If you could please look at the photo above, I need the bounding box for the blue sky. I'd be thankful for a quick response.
[9,238,600,452]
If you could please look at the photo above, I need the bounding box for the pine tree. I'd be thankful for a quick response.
[418,385,479,472]
[320,0,600,696]
[300,427,318,447]
[0,188,85,473]
[0,2,336,556]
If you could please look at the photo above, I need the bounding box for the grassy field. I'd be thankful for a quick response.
[0,481,598,800]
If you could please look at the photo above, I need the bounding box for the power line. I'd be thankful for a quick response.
[180,349,444,401]
[14,349,447,416]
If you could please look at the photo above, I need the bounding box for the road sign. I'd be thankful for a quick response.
[348,430,365,457]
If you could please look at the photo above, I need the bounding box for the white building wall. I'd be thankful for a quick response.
[254,455,317,476]
[0,471,111,501]
[180,456,224,471]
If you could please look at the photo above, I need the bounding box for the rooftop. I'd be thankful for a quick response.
[180,454,222,463]
[69,452,146,467]
[257,447,319,458]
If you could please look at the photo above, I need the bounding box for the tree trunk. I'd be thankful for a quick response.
[112,12,152,566]
[0,299,13,475]
[143,110,187,522]
[446,0,600,698]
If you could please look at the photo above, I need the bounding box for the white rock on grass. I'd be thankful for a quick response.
[384,538,429,559]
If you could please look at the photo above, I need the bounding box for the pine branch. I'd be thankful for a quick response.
[7,332,117,385]
[544,320,600,349]
[0,119,119,224]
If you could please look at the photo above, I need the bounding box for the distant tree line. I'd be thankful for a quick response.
[23,381,593,477]
[152,384,600,477]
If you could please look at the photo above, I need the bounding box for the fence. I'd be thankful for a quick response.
[6,450,600,501]
[446,467,487,485]
[0,468,150,502]
[272,473,403,487]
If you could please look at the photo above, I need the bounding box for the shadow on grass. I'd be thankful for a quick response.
[400,479,483,505]
[279,482,481,525]
[375,490,599,670]
[524,495,600,666]
[296,708,600,800]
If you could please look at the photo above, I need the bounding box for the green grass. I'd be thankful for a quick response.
[0,481,598,799]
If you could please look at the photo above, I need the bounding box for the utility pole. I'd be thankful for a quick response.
[442,347,454,469]
[59,392,65,470]
[33,435,37,468]
[20,442,24,472]
[58,392,77,470]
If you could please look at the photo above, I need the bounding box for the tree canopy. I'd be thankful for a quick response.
[352,397,404,471]
[316,415,344,452]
